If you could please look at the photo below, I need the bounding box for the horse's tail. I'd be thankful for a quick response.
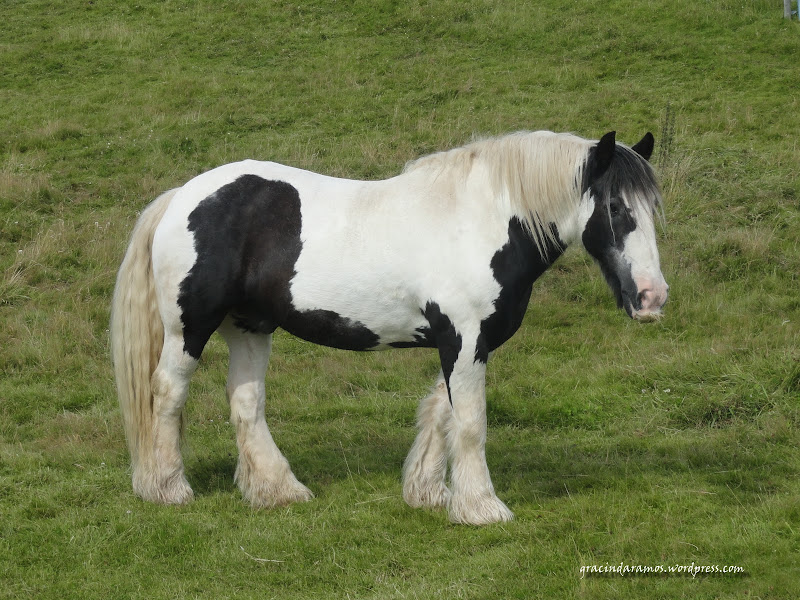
[110,189,177,488]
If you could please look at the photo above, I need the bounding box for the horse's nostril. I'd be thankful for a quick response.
[637,289,650,308]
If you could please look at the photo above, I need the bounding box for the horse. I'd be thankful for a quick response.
[111,130,668,525]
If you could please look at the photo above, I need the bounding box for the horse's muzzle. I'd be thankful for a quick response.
[629,278,668,322]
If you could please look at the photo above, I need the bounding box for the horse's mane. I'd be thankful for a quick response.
[403,131,661,258]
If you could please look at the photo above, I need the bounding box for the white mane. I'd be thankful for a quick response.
[404,131,592,257]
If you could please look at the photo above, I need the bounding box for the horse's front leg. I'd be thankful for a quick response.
[446,345,513,525]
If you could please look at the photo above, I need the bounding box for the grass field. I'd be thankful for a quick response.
[1,1,799,598]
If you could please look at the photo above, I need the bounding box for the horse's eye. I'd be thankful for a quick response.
[609,199,621,217]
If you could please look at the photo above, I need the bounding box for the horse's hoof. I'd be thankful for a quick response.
[403,480,451,509]
[448,493,514,525]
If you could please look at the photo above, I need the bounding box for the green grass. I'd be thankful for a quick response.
[2,0,799,598]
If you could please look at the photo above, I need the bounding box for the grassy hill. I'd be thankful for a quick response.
[1,1,798,598]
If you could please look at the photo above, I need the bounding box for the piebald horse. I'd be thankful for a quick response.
[111,130,667,525]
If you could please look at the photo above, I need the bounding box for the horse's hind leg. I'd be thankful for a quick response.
[140,331,197,504]
[402,371,452,509]
[218,320,313,508]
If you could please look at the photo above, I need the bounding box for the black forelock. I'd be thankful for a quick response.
[585,143,662,215]
[604,146,661,209]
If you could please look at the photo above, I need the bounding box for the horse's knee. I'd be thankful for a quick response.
[448,414,485,447]
[228,381,265,427]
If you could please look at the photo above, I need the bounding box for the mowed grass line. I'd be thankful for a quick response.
[1,1,799,598]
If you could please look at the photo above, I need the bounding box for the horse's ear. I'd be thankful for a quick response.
[589,131,616,180]
[631,132,655,161]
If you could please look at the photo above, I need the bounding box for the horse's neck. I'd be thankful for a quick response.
[473,158,583,253]
[396,155,583,257]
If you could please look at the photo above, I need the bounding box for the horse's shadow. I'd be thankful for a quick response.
[186,453,238,497]
[185,432,411,498]
[484,432,782,504]
[184,425,776,505]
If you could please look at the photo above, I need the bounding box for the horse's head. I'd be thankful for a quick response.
[580,131,668,321]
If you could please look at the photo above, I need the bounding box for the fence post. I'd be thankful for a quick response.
[785,0,792,19]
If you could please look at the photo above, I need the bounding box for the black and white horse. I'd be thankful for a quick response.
[111,130,667,525]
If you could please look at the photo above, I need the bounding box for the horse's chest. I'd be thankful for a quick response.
[475,219,562,361]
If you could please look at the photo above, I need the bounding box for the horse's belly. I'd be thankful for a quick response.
[278,304,428,351]
[279,281,430,351]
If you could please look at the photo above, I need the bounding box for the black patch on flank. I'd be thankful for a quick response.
[475,218,566,363]
[421,301,462,403]
[178,174,381,359]
[178,175,301,359]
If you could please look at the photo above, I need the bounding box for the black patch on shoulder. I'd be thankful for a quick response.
[475,218,565,363]
[178,174,381,359]
[421,301,462,403]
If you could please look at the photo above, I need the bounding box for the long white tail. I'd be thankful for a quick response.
[111,189,177,491]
